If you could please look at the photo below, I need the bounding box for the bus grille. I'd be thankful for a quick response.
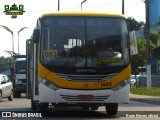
[56,73,117,81]
[60,95,110,101]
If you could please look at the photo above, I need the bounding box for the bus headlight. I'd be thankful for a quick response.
[39,77,59,90]
[111,79,129,91]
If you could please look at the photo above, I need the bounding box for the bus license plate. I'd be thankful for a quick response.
[78,95,93,100]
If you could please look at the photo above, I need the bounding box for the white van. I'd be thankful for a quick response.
[0,74,13,101]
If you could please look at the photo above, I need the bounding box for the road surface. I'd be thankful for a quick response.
[0,94,160,119]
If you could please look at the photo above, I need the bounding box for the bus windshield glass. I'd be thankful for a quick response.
[41,16,129,67]
[16,61,26,74]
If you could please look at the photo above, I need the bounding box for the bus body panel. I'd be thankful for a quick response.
[12,57,27,97]
[26,11,131,114]
[42,11,127,19]
[15,73,26,92]
[39,82,129,103]
[114,84,130,103]
[38,64,131,90]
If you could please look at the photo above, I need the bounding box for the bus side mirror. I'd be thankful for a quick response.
[129,31,138,55]
[33,29,40,43]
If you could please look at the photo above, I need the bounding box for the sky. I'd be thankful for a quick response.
[0,0,145,57]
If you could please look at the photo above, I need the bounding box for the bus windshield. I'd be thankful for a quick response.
[16,61,26,74]
[41,16,129,67]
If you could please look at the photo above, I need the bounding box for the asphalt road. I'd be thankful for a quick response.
[0,94,160,120]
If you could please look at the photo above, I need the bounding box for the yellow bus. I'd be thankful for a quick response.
[26,11,131,115]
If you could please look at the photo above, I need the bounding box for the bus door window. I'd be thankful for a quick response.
[42,28,50,50]
[120,20,129,63]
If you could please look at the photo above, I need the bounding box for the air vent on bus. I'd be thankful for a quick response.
[60,95,110,101]
[55,73,117,81]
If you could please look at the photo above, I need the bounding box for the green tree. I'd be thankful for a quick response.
[150,30,160,58]
[0,56,11,73]
[127,17,157,74]
[127,17,145,31]
[131,38,156,74]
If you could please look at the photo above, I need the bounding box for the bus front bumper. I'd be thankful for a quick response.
[38,83,130,104]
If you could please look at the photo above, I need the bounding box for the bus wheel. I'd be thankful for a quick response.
[31,99,37,110]
[105,103,118,116]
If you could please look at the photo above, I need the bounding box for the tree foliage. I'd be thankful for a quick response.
[131,38,156,73]
[127,17,145,31]
[150,30,160,58]
[0,56,11,73]
[128,17,158,74]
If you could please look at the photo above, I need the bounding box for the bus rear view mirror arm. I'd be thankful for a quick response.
[33,28,40,43]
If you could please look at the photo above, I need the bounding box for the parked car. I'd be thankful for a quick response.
[130,75,141,86]
[0,74,13,101]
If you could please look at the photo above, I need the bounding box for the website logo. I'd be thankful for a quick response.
[4,3,25,19]
[1,112,42,118]
[2,112,11,117]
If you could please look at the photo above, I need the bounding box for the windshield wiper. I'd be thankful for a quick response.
[62,53,73,66]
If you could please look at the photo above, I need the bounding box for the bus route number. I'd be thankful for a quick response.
[101,82,112,87]
[44,50,57,58]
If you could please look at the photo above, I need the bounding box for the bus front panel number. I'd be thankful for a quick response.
[44,50,57,58]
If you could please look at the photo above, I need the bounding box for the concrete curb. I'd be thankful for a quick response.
[130,98,160,105]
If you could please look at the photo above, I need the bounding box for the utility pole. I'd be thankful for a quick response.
[0,25,14,54]
[145,0,151,90]
[81,0,87,10]
[122,0,124,14]
[18,27,28,54]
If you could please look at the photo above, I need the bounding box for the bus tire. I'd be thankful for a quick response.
[31,99,37,110]
[105,103,118,116]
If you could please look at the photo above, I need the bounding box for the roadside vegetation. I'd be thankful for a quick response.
[0,56,11,73]
[130,86,160,96]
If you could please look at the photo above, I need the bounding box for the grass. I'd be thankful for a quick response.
[130,86,160,96]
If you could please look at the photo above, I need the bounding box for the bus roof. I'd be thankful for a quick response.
[41,11,127,19]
